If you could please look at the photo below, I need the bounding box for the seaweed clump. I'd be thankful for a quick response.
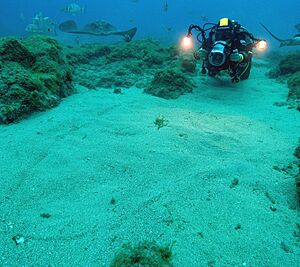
[144,69,194,99]
[110,241,173,267]
[0,35,73,124]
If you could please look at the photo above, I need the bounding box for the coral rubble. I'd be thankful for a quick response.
[0,36,73,123]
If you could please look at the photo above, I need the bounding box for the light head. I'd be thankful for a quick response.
[256,40,267,51]
[181,35,193,50]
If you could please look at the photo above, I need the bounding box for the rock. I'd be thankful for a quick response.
[287,71,300,104]
[0,36,74,123]
[0,37,35,67]
[144,68,194,99]
[278,53,300,75]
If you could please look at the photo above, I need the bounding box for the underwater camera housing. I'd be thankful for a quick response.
[208,41,230,67]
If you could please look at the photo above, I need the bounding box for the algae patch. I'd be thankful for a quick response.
[110,241,173,267]
[0,36,74,124]
[66,39,196,99]
[145,68,194,99]
[268,52,300,111]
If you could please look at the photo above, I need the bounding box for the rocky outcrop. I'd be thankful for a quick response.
[268,52,300,110]
[66,39,196,97]
[0,36,74,124]
[144,68,194,99]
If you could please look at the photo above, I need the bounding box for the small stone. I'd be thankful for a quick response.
[12,235,25,245]
[110,197,117,205]
[197,232,204,238]
[230,178,239,189]
[270,206,277,212]
[234,224,241,230]
[113,88,122,94]
[40,213,51,218]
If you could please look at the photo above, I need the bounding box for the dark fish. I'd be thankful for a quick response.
[201,16,208,22]
[164,1,168,13]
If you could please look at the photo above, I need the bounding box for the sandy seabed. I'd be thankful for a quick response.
[0,61,299,266]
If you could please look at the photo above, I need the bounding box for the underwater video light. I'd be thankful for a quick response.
[182,36,193,50]
[256,40,267,51]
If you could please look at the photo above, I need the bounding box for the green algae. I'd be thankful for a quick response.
[145,68,194,99]
[268,52,300,110]
[0,36,74,123]
[66,39,196,96]
[110,241,173,267]
[287,71,300,111]
[268,52,300,204]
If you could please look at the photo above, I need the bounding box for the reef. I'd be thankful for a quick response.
[110,241,173,267]
[0,35,73,124]
[145,68,194,99]
[66,39,196,98]
[268,52,300,110]
[295,143,300,200]
[287,71,300,111]
[268,52,300,203]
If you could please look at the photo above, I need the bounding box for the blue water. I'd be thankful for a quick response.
[1,0,299,48]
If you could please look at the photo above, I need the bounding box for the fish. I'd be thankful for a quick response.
[200,16,208,22]
[62,3,85,15]
[260,23,300,47]
[295,23,300,32]
[59,20,138,42]
[164,1,168,13]
[25,12,56,35]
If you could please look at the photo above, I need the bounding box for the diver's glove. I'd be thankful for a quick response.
[230,49,244,62]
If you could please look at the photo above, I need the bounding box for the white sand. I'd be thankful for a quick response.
[0,61,299,266]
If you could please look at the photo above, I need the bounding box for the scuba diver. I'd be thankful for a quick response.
[183,18,267,83]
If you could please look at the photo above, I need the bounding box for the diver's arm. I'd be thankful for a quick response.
[235,33,251,63]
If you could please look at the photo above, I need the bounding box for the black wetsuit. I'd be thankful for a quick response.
[204,25,254,81]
